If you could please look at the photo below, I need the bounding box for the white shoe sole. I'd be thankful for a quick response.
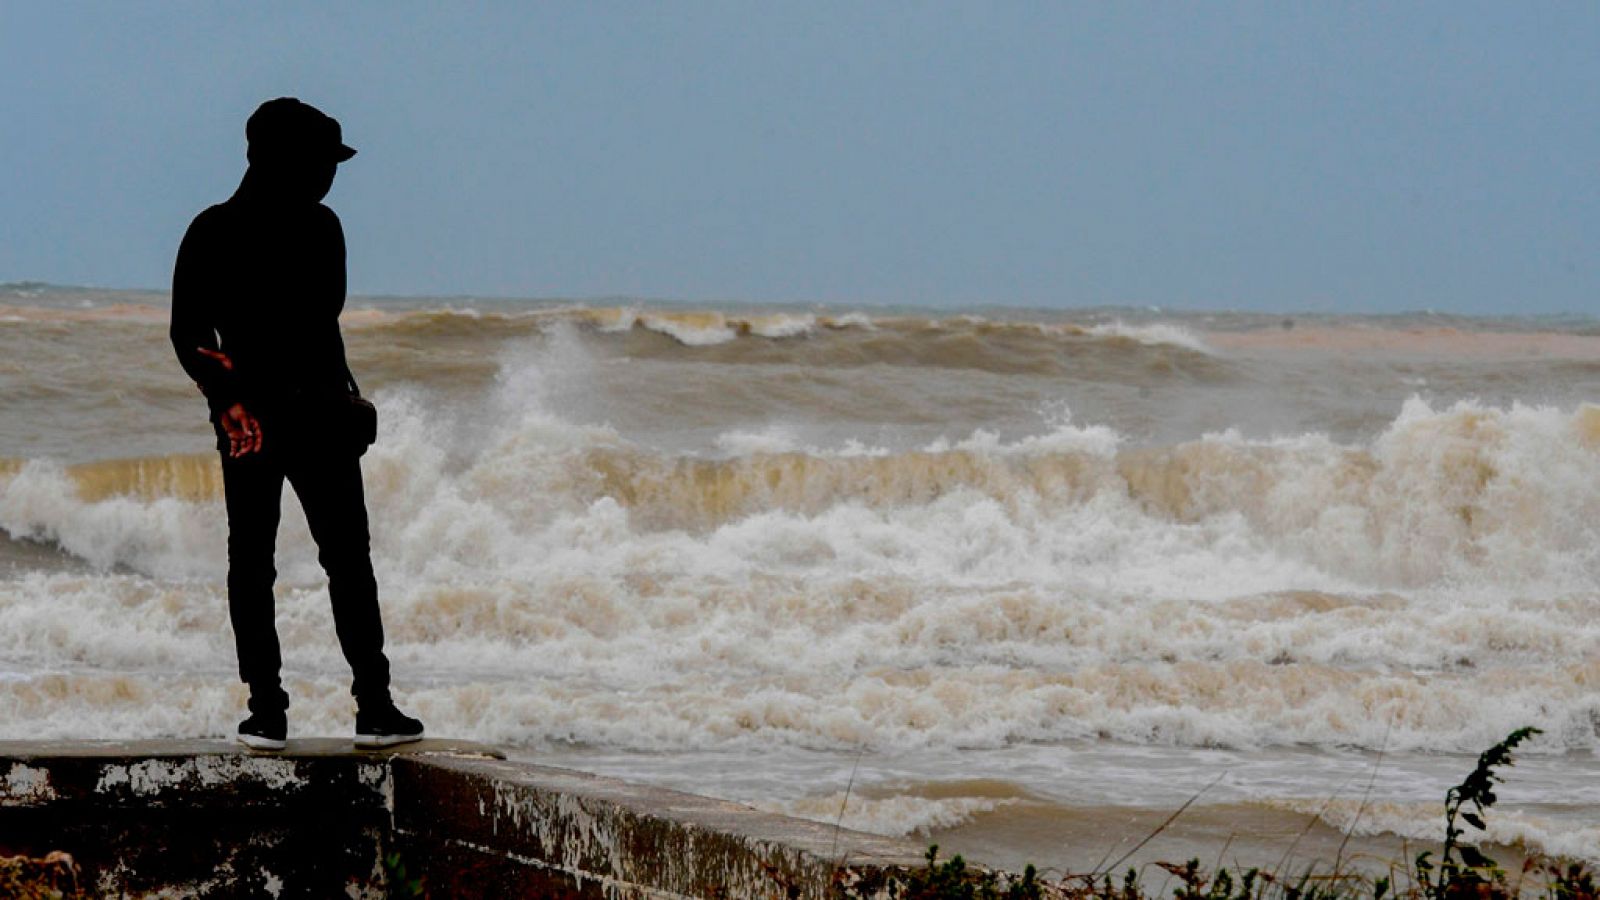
[354,730,425,749]
[237,732,287,751]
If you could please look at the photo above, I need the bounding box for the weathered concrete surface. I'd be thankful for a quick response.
[0,739,501,898]
[1,740,934,899]
[392,756,929,899]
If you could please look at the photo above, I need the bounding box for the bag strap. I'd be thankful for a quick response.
[344,362,362,397]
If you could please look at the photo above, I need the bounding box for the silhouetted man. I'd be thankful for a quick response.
[171,97,423,750]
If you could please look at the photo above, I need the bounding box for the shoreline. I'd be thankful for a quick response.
[1,738,1582,898]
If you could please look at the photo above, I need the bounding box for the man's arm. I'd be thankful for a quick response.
[322,207,361,392]
[171,210,262,457]
[170,211,240,414]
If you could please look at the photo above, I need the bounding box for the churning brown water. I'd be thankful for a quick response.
[2,284,1597,871]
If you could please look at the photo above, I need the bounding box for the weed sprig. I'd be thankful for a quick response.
[834,728,1596,900]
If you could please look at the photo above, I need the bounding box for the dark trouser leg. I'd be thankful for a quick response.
[220,450,289,715]
[288,451,392,709]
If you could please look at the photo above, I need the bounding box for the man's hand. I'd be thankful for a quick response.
[197,346,234,371]
[194,347,234,394]
[220,402,263,457]
[196,347,259,456]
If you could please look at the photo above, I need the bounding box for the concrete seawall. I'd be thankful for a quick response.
[0,740,931,898]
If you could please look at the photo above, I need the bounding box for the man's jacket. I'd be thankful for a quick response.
[171,189,356,432]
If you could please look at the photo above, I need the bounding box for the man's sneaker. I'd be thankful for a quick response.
[236,712,287,751]
[354,705,425,748]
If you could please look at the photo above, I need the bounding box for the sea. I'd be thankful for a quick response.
[2,282,1597,877]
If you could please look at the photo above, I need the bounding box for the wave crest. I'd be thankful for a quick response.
[8,399,1600,588]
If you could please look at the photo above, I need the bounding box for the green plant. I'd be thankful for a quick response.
[0,851,82,900]
[837,728,1596,900]
[1539,859,1597,900]
[382,851,425,900]
[887,845,1043,900]
[1415,726,1540,899]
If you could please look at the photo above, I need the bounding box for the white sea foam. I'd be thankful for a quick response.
[827,312,877,330]
[713,425,803,455]
[2,353,1597,758]
[0,460,224,578]
[1269,797,1600,867]
[1085,320,1212,353]
[638,312,738,345]
[746,313,816,338]
[5,301,1599,867]
[760,791,1018,836]
[3,330,1600,757]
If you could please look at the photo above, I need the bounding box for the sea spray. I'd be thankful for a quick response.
[2,292,1598,866]
[3,381,1597,754]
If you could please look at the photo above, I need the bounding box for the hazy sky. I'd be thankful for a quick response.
[3,4,1597,313]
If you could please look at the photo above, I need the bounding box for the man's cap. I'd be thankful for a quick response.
[246,97,357,163]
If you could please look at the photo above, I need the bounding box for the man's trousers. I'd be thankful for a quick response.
[219,443,391,714]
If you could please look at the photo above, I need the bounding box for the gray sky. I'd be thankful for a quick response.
[2,3,1596,313]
